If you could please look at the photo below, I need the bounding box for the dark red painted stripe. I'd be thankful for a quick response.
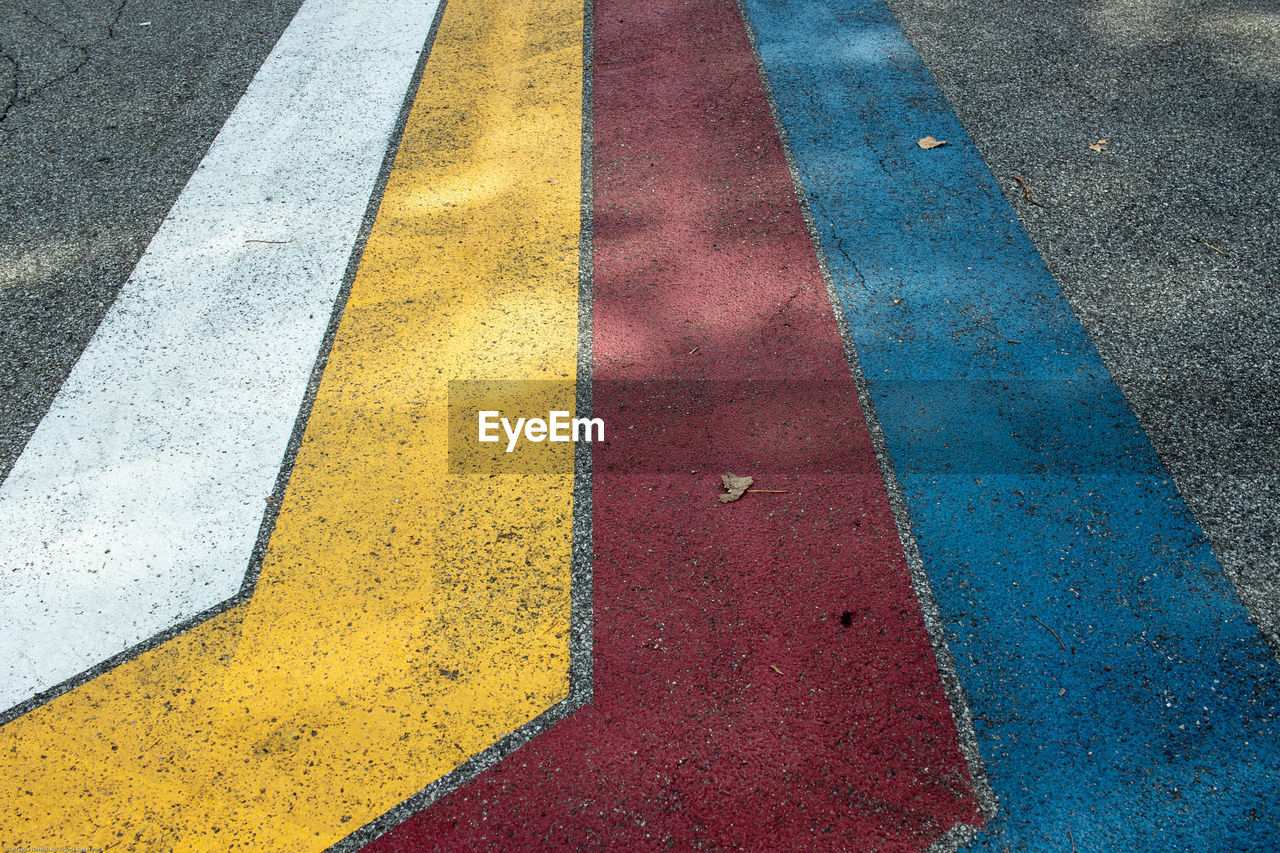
[363,0,981,848]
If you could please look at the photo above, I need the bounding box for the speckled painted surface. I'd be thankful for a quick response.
[0,0,441,718]
[0,0,584,848]
[740,0,1280,849]
[3,0,1277,848]
[880,0,1280,655]
[0,0,305,482]
[361,0,980,849]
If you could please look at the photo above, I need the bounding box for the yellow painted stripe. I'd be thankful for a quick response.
[0,0,583,849]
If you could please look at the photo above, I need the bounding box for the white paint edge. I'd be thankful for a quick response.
[0,0,441,711]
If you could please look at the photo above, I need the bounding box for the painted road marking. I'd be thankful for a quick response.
[0,0,586,849]
[740,0,1280,848]
[363,0,982,848]
[0,0,440,715]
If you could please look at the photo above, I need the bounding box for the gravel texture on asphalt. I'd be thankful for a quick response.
[3,0,1275,653]
[0,0,304,481]
[885,0,1280,649]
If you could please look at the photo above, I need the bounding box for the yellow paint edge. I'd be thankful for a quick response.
[0,0,584,849]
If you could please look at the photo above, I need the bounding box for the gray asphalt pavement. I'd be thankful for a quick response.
[2,0,1277,651]
[886,0,1280,649]
[0,0,302,481]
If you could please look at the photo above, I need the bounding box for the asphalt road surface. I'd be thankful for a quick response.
[886,0,1280,654]
[6,0,1274,649]
[1,0,1277,850]
[0,0,304,481]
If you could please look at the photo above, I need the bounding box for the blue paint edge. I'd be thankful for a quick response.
[739,0,1280,849]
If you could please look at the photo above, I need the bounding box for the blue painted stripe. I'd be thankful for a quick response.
[739,0,1280,848]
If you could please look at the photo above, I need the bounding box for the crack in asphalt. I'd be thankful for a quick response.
[0,54,17,128]
[0,0,126,131]
[827,225,869,290]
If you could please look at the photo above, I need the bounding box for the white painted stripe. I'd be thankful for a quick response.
[0,0,440,711]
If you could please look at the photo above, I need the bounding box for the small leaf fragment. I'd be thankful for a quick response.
[770,664,785,675]
[1088,138,1109,152]
[917,135,947,149]
[719,472,754,503]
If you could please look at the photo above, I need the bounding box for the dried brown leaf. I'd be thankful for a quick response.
[718,472,754,503]
[917,135,947,149]
[1088,138,1109,152]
